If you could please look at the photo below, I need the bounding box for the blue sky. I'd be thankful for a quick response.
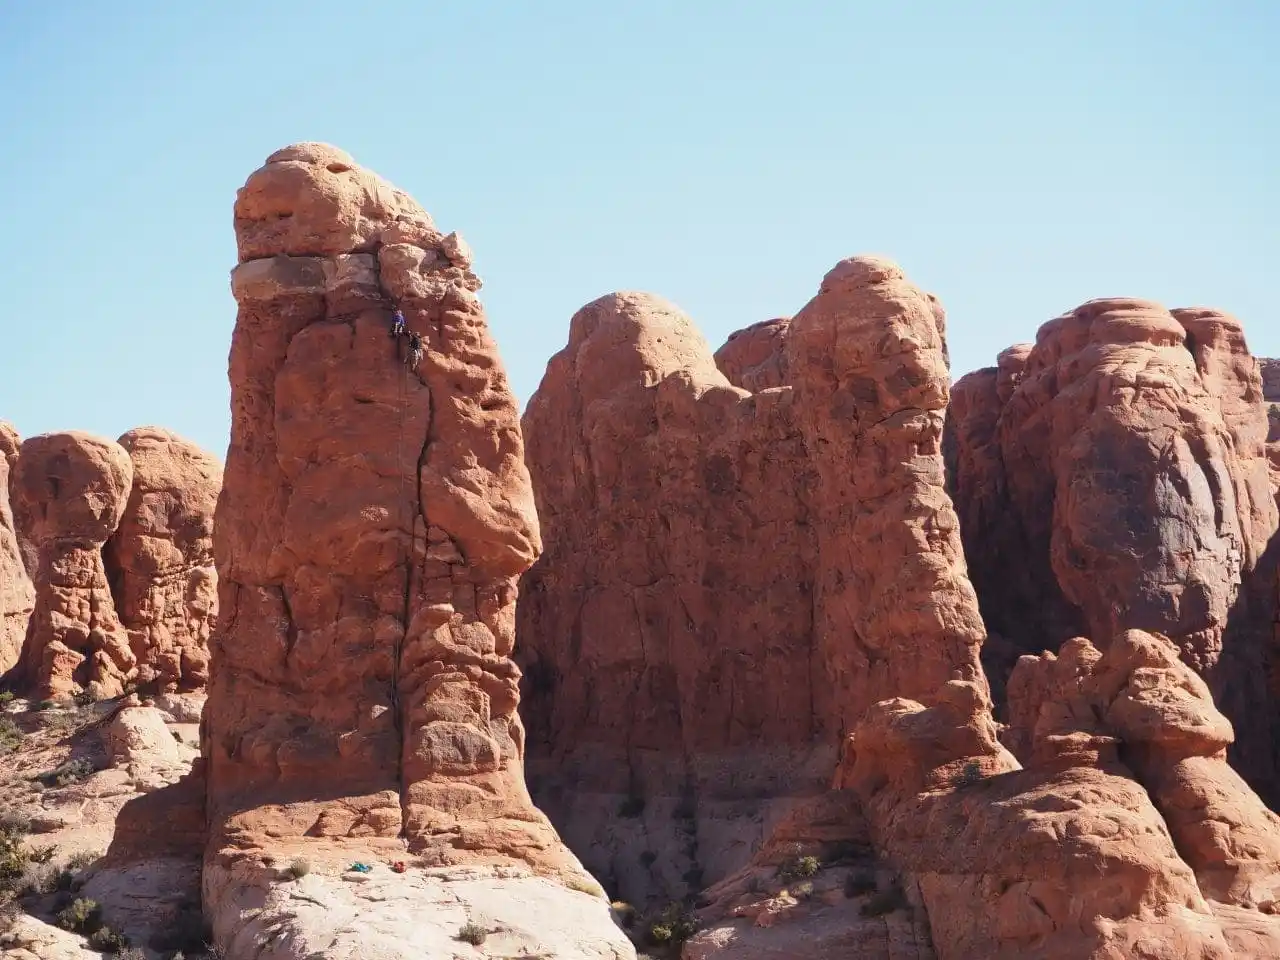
[1,1,1276,459]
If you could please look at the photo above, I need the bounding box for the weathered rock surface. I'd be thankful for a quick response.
[713,317,791,392]
[206,142,625,959]
[103,427,221,693]
[4,432,135,700]
[1262,358,1279,479]
[945,300,1280,803]
[0,691,206,957]
[0,422,34,674]
[518,291,825,908]
[786,257,988,730]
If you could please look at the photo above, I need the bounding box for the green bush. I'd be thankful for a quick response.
[56,896,104,933]
[87,925,130,953]
[777,854,820,882]
[645,903,697,947]
[0,717,21,755]
[35,757,97,788]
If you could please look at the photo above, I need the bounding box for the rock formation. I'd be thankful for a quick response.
[5,431,136,700]
[0,422,34,674]
[1263,357,1279,481]
[519,259,987,922]
[103,427,221,693]
[205,142,629,959]
[713,317,791,392]
[945,301,1280,804]
[521,260,1280,957]
[519,292,824,907]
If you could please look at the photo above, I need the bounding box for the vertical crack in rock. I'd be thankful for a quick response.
[206,143,621,960]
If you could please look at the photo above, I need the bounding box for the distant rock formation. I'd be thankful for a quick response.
[104,426,221,692]
[205,142,629,960]
[7,431,136,699]
[0,422,34,674]
[945,301,1280,805]
[1,427,221,701]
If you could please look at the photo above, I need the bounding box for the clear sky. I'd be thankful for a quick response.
[1,1,1276,459]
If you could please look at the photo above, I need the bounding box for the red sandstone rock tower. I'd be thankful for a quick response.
[204,143,629,959]
[104,426,221,692]
[0,422,34,674]
[7,431,136,699]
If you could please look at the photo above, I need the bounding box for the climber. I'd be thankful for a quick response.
[390,309,407,338]
[407,331,424,368]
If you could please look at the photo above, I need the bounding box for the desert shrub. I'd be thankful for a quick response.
[776,854,820,882]
[285,858,310,880]
[956,760,983,787]
[0,821,31,889]
[35,757,97,787]
[644,903,697,946]
[457,920,487,945]
[87,925,130,953]
[861,882,907,917]
[66,850,98,872]
[0,691,15,705]
[56,896,104,932]
[0,717,21,755]
[791,880,814,900]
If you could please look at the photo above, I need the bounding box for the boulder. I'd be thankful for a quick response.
[204,143,628,959]
[103,426,221,693]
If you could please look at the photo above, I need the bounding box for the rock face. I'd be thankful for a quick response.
[103,427,221,693]
[519,292,824,907]
[945,301,1280,803]
[0,422,34,674]
[5,432,136,699]
[518,258,986,913]
[713,317,791,392]
[1263,358,1279,479]
[205,143,629,960]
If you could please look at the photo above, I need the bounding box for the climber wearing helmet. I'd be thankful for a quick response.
[407,331,424,369]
